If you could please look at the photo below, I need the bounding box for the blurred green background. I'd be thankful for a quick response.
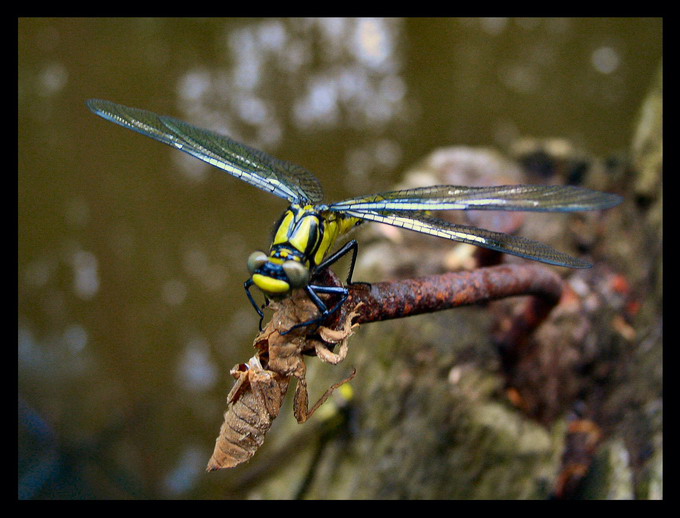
[18,18,661,499]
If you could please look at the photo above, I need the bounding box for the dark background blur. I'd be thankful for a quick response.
[18,18,661,499]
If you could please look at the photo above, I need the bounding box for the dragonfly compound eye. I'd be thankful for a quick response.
[282,260,310,289]
[247,251,269,274]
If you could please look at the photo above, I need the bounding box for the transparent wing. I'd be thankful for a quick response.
[338,209,593,268]
[328,184,622,213]
[86,99,324,204]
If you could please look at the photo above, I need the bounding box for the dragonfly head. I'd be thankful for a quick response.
[247,250,310,298]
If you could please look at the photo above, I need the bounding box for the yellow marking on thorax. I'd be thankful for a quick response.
[288,213,317,255]
[313,212,361,266]
[272,210,296,246]
[270,205,361,268]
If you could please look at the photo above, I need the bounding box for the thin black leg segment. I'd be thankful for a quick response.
[244,278,267,331]
[315,239,359,285]
[282,240,360,334]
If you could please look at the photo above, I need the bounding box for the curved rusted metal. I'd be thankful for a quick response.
[343,263,563,325]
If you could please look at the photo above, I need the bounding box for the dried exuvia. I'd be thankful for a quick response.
[206,356,290,471]
[206,296,360,471]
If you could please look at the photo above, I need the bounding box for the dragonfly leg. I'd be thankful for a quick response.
[281,284,349,335]
[281,240,363,334]
[244,278,267,331]
[323,239,372,290]
[316,239,359,285]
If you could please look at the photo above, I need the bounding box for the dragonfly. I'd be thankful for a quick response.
[86,99,622,332]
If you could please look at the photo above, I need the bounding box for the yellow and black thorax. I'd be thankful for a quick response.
[248,204,360,298]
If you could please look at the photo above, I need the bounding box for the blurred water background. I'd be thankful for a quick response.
[18,17,661,499]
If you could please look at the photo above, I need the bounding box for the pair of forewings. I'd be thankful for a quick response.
[86,99,622,269]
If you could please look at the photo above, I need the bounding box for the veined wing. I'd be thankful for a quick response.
[337,209,593,268]
[328,184,622,213]
[86,99,323,204]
